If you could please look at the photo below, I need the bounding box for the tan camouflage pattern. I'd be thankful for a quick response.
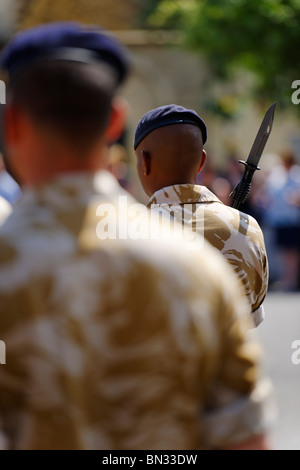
[148,184,269,326]
[0,196,11,226]
[0,171,275,449]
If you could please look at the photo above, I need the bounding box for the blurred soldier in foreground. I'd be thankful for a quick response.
[0,23,275,450]
[134,105,269,327]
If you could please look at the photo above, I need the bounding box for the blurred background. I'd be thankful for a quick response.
[0,0,299,449]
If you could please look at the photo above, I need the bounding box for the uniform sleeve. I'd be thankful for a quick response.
[224,211,269,319]
[249,216,269,315]
[200,259,276,449]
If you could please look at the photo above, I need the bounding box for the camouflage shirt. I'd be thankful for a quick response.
[0,171,275,449]
[148,184,269,327]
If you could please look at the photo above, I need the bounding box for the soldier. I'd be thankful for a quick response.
[0,23,275,450]
[134,104,269,327]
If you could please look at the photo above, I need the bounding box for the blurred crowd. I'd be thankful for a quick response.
[1,143,300,292]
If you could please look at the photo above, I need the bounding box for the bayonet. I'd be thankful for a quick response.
[230,102,277,209]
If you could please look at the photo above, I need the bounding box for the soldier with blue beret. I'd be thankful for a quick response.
[134,104,269,328]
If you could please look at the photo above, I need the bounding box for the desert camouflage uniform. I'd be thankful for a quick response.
[148,184,269,327]
[0,171,275,449]
[0,196,11,226]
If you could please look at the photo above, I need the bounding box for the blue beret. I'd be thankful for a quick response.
[134,104,207,150]
[0,21,131,85]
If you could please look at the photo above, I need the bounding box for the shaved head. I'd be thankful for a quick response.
[135,123,206,196]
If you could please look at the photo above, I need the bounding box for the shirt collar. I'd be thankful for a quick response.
[147,184,222,207]
[20,170,127,210]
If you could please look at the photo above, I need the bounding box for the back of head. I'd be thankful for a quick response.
[8,60,117,154]
[0,22,131,156]
[134,104,207,193]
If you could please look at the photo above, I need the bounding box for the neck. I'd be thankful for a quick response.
[25,159,106,186]
[150,174,198,195]
[17,142,109,187]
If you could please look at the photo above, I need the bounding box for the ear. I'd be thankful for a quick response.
[2,103,19,147]
[3,102,37,151]
[2,103,28,185]
[197,149,207,174]
[104,96,128,144]
[141,150,151,176]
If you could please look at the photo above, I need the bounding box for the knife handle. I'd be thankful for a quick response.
[230,160,261,209]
